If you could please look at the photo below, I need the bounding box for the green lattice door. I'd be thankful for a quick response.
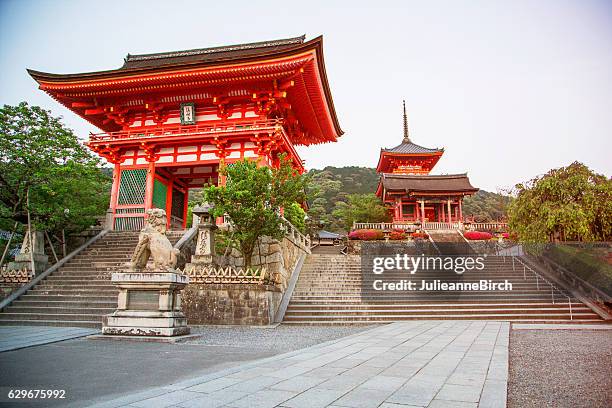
[152,179,167,209]
[114,169,147,230]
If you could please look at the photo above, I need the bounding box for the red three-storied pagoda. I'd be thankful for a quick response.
[28,36,343,230]
[376,102,478,224]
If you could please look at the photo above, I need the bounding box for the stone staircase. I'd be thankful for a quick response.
[0,230,185,328]
[283,253,604,324]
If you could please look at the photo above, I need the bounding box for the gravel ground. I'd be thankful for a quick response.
[508,329,612,408]
[188,324,376,352]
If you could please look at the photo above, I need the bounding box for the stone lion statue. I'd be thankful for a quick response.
[129,209,180,272]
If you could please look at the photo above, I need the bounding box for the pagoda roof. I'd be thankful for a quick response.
[376,102,444,173]
[382,140,443,155]
[377,173,478,196]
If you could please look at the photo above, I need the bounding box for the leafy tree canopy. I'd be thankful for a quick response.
[462,190,510,222]
[508,161,612,242]
[203,156,305,267]
[284,202,306,233]
[0,102,110,235]
[332,193,391,232]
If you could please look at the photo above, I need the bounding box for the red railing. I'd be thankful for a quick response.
[88,119,284,143]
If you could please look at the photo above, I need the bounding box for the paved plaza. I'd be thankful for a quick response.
[0,326,97,352]
[89,321,509,408]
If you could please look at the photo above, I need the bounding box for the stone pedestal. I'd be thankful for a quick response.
[7,231,48,275]
[102,272,190,337]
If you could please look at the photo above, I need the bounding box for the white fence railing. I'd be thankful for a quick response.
[423,222,462,230]
[466,222,508,231]
[352,221,508,232]
[353,222,417,231]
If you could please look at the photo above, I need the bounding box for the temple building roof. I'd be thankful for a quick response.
[382,141,443,155]
[27,35,342,145]
[377,173,478,196]
[122,36,306,70]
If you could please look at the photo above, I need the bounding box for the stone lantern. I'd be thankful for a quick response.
[190,203,217,267]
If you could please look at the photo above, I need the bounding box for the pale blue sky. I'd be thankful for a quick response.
[1,0,610,192]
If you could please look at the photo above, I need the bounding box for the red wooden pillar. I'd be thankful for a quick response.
[420,200,425,224]
[109,162,121,230]
[182,188,189,229]
[447,199,452,223]
[144,161,156,216]
[216,168,226,226]
[459,198,463,222]
[398,198,403,221]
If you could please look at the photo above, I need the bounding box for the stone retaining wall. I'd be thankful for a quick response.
[220,235,305,292]
[184,233,307,325]
[182,283,281,325]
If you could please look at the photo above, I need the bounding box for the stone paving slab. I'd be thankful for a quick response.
[88,321,509,408]
[512,323,612,330]
[0,326,98,352]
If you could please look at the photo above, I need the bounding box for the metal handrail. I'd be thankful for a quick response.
[511,254,573,320]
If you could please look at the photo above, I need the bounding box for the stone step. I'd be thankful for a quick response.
[288,298,580,304]
[282,318,606,325]
[29,289,118,296]
[4,306,115,315]
[21,294,116,302]
[12,300,117,308]
[285,306,592,316]
[44,278,112,284]
[289,294,572,301]
[282,312,599,321]
[286,302,586,310]
[0,319,101,328]
[0,312,105,322]
[34,284,115,291]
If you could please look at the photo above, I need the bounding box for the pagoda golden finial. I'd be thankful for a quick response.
[402,100,410,143]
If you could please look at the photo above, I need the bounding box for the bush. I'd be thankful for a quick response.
[389,231,407,240]
[412,232,429,239]
[464,231,493,240]
[348,229,384,240]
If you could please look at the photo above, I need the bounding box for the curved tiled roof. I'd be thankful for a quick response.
[382,141,443,155]
[380,173,478,193]
[122,35,306,70]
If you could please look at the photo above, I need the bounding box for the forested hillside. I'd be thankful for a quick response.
[306,166,509,232]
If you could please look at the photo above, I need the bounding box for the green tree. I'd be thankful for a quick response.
[203,156,305,267]
[507,162,612,242]
[284,202,306,233]
[332,193,391,232]
[0,102,110,235]
[462,190,510,222]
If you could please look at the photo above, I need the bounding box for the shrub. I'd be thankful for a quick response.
[348,229,384,240]
[464,231,493,240]
[412,232,429,239]
[389,231,407,240]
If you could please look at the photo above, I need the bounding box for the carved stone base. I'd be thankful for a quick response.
[7,253,48,275]
[103,272,190,337]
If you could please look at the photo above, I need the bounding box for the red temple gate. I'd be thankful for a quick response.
[29,36,343,230]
